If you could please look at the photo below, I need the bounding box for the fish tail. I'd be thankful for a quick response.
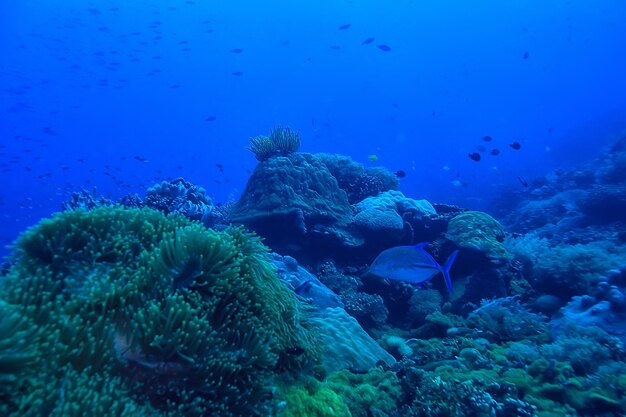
[441,250,459,294]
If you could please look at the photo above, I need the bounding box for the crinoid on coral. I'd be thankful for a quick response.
[0,206,319,417]
[247,126,301,161]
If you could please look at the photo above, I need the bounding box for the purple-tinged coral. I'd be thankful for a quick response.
[552,281,626,345]
[144,177,213,221]
[62,188,114,211]
[467,297,548,342]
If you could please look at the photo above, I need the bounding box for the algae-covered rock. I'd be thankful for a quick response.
[446,210,511,263]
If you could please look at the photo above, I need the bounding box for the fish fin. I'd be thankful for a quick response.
[414,243,439,267]
[441,250,459,294]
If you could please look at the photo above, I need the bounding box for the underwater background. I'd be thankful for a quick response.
[2,1,626,416]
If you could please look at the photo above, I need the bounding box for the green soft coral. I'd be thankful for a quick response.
[324,368,402,417]
[277,382,351,417]
[1,206,318,417]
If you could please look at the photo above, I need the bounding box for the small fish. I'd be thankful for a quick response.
[338,24,351,30]
[230,48,243,53]
[330,45,341,50]
[369,242,459,294]
[361,37,375,44]
[394,170,406,178]
[518,176,529,187]
[523,52,529,59]
[450,179,467,188]
[476,145,486,152]
[368,154,379,162]
[216,163,224,173]
[376,44,392,51]
[205,116,217,122]
[483,135,492,142]
[232,71,243,76]
[509,141,521,150]
[468,152,481,162]
[490,148,500,156]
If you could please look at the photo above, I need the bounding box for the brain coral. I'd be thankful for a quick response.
[0,206,318,417]
[446,211,511,264]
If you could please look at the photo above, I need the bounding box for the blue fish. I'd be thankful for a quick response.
[368,243,458,294]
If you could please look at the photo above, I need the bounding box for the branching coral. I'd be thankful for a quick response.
[247,126,301,161]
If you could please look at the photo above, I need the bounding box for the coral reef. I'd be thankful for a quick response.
[62,188,114,211]
[466,297,549,342]
[316,153,399,204]
[506,233,626,298]
[7,130,626,417]
[446,210,511,264]
[144,177,213,221]
[551,280,626,344]
[352,190,437,250]
[230,152,356,259]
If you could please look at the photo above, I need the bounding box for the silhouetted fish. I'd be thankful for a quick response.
[523,52,529,59]
[483,135,492,142]
[490,149,500,156]
[394,170,406,178]
[518,176,529,187]
[509,141,521,150]
[476,145,486,152]
[232,71,243,76]
[468,152,481,161]
[369,243,459,294]
[230,48,243,53]
[338,24,351,30]
[362,37,375,44]
[377,44,392,51]
[205,116,217,122]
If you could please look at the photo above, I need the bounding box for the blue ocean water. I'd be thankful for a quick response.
[2,1,626,416]
[2,0,626,252]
